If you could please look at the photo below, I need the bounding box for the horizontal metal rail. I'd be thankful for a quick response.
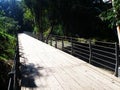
[73,46,89,54]
[73,51,89,60]
[92,44,115,51]
[92,47,115,56]
[91,59,115,71]
[92,56,116,66]
[95,40,115,45]
[73,43,89,49]
[92,52,116,61]
[73,49,89,56]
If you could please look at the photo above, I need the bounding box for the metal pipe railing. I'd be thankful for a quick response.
[8,33,20,90]
[47,35,120,77]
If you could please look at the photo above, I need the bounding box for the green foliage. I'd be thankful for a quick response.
[114,0,120,25]
[33,25,39,35]
[99,9,116,28]
[0,6,18,60]
[43,27,51,37]
[23,8,34,22]
[0,15,18,35]
[23,0,50,40]
[0,31,16,60]
[114,0,120,13]
[0,56,7,61]
[42,15,50,31]
[0,1,22,89]
[23,0,118,41]
[99,0,120,28]
[53,24,63,35]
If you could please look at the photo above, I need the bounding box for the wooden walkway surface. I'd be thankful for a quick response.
[19,33,120,90]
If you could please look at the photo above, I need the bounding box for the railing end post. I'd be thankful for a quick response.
[115,42,119,77]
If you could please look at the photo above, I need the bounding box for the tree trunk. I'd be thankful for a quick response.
[117,25,120,44]
[39,32,44,41]
[46,24,54,44]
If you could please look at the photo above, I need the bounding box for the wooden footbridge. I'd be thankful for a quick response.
[9,33,120,90]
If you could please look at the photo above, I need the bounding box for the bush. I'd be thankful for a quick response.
[0,31,16,60]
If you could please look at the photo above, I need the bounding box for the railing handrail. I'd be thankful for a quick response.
[8,33,20,90]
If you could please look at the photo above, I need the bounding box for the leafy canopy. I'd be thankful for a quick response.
[99,0,120,28]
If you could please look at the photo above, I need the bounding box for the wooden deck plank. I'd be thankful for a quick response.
[19,33,120,90]
[64,65,114,90]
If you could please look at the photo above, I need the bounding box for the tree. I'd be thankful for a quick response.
[112,0,120,43]
[0,1,22,89]
[24,0,49,41]
[100,0,120,42]
[23,0,117,41]
[0,1,19,60]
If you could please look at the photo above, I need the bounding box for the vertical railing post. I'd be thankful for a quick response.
[55,36,57,48]
[71,37,73,55]
[115,42,119,77]
[16,34,19,90]
[62,37,64,51]
[8,72,14,90]
[89,40,92,64]
[15,33,20,90]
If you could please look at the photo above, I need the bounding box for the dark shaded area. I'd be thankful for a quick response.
[19,44,43,88]
[64,6,117,41]
[21,63,44,88]
[19,47,45,88]
[0,60,12,90]
[23,0,118,42]
[48,0,118,41]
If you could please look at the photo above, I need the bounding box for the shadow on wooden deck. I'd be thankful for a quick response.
[19,46,45,88]
[21,63,44,88]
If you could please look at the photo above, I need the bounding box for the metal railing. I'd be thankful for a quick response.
[8,34,20,90]
[46,35,120,77]
[22,32,120,77]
